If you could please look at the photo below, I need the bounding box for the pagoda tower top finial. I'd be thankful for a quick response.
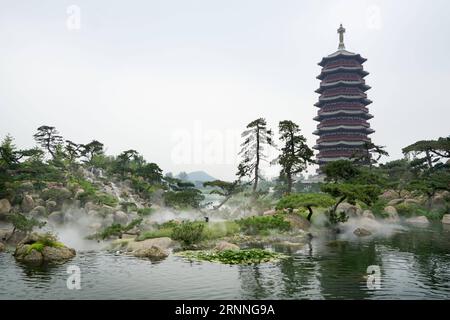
[337,24,346,50]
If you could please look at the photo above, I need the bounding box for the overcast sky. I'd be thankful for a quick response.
[1,0,449,181]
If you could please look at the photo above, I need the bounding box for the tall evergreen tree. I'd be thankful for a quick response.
[274,120,313,194]
[236,118,274,192]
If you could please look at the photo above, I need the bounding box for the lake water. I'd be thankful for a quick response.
[1,222,450,300]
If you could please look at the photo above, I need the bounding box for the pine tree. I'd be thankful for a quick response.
[274,120,313,194]
[236,118,274,192]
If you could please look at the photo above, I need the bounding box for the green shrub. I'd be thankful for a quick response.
[164,189,205,209]
[171,221,205,245]
[395,203,421,217]
[137,207,155,216]
[202,221,240,240]
[94,192,118,207]
[137,228,172,241]
[236,215,290,235]
[26,232,64,254]
[179,248,284,265]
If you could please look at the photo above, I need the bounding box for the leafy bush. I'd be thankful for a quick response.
[202,221,240,240]
[276,193,334,210]
[137,207,155,216]
[179,249,284,265]
[26,232,64,254]
[89,218,142,240]
[136,228,172,241]
[171,221,205,245]
[8,213,46,234]
[236,215,290,235]
[164,189,205,209]
[94,192,118,207]
[395,203,421,217]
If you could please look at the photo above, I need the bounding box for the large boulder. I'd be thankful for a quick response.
[384,206,399,223]
[48,211,64,225]
[357,217,382,233]
[380,190,399,201]
[406,216,430,225]
[387,198,404,206]
[362,210,375,220]
[18,182,34,193]
[132,245,168,259]
[0,198,12,217]
[353,228,372,237]
[215,241,240,252]
[29,206,47,217]
[113,211,128,225]
[337,203,361,217]
[14,233,76,264]
[45,200,58,213]
[0,242,5,252]
[442,214,450,225]
[41,187,72,203]
[118,237,173,253]
[404,199,421,206]
[263,209,277,216]
[283,214,311,231]
[21,195,35,213]
[431,196,446,210]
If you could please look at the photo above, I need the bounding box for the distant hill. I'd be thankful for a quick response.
[176,171,216,183]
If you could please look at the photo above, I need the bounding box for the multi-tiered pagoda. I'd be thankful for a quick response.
[313,24,374,170]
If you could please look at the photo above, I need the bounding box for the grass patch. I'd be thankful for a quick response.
[236,215,290,235]
[177,248,285,265]
[202,221,240,240]
[137,207,155,216]
[26,233,64,254]
[137,228,173,241]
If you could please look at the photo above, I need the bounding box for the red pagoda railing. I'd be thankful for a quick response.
[324,59,361,70]
[321,73,363,85]
[321,87,366,98]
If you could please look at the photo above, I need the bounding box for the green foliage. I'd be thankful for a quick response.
[137,207,155,216]
[90,218,142,240]
[322,160,360,183]
[171,221,205,245]
[179,249,284,265]
[202,221,240,240]
[321,183,381,207]
[26,232,63,254]
[276,193,335,210]
[274,120,314,194]
[395,203,421,217]
[236,215,291,235]
[8,213,46,234]
[136,228,173,241]
[237,118,274,192]
[164,189,205,209]
[41,187,72,202]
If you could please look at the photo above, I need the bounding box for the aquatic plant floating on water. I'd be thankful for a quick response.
[176,249,287,265]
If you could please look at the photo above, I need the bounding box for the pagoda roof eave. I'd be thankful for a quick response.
[318,50,367,66]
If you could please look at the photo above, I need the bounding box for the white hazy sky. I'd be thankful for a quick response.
[1,0,449,181]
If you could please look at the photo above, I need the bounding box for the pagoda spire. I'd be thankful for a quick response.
[337,24,346,50]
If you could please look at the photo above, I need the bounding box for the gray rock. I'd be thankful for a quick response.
[132,245,168,259]
[404,199,421,205]
[41,187,72,202]
[432,196,446,210]
[358,217,382,233]
[101,215,114,228]
[442,214,450,225]
[0,198,12,216]
[406,216,430,225]
[0,242,5,252]
[214,241,239,251]
[354,228,372,237]
[45,200,58,213]
[387,198,404,206]
[384,206,399,222]
[283,214,310,231]
[337,203,361,217]
[48,211,64,225]
[362,210,375,220]
[380,190,400,201]
[18,182,34,192]
[114,211,128,225]
[125,237,173,252]
[29,206,47,217]
[21,195,35,213]
[263,209,277,216]
[14,242,76,264]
